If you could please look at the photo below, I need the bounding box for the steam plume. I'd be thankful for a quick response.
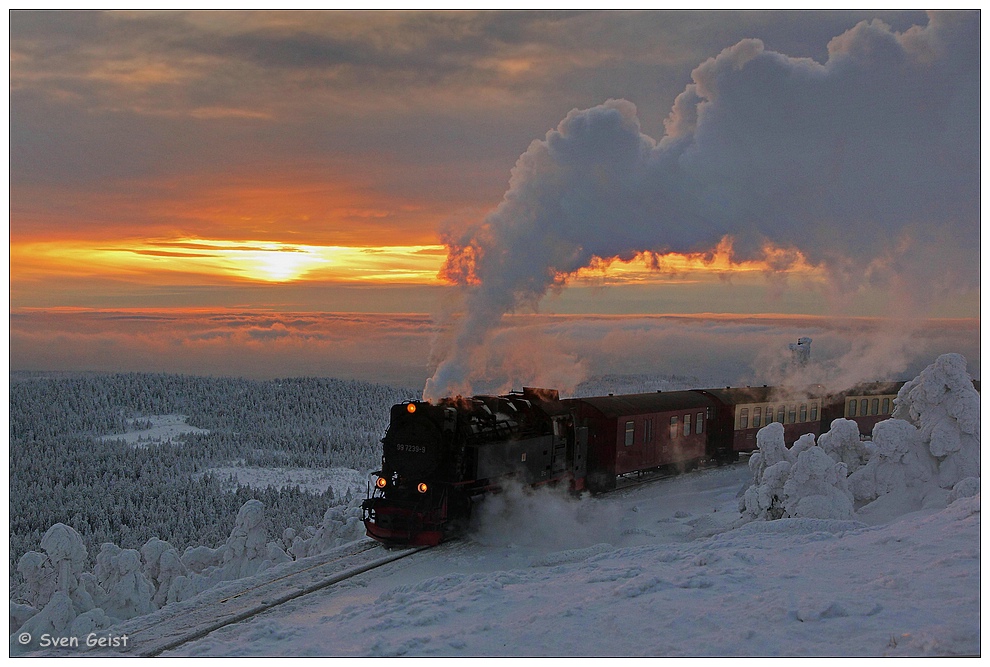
[424,12,979,401]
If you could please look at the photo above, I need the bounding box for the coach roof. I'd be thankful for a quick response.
[570,391,717,418]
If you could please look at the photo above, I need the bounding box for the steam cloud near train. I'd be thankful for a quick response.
[424,12,978,401]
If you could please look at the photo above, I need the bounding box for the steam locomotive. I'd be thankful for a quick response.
[361,382,906,546]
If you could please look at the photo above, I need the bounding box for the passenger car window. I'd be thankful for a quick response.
[625,421,634,447]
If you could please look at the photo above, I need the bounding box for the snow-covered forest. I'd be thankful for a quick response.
[9,373,415,588]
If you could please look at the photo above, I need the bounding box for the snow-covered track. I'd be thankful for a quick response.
[81,540,427,658]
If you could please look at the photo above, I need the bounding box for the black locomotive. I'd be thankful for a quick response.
[362,381,908,546]
[362,388,585,545]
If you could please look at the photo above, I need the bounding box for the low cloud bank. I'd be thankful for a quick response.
[10,311,979,394]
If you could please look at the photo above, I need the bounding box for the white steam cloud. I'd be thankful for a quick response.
[425,12,979,401]
[469,481,623,551]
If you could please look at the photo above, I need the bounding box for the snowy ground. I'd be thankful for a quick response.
[204,465,370,497]
[163,463,980,658]
[98,414,208,447]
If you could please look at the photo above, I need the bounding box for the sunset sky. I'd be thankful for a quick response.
[9,10,981,389]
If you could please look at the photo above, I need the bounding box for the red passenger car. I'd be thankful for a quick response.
[567,392,722,491]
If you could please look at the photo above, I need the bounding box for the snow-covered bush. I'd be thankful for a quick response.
[848,353,980,515]
[100,549,155,620]
[781,446,854,520]
[140,538,187,609]
[742,423,854,521]
[747,422,790,476]
[179,544,222,575]
[10,524,96,650]
[817,418,872,473]
[9,601,37,636]
[13,551,55,611]
[219,500,276,581]
[40,524,88,597]
[151,549,187,608]
[892,353,980,489]
[22,524,99,617]
[948,477,980,503]
[847,418,935,505]
[741,423,792,520]
[287,497,367,559]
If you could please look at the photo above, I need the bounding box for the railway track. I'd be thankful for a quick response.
[57,540,427,658]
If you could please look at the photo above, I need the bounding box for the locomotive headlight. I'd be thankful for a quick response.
[406,403,417,414]
[376,476,388,489]
[417,482,429,494]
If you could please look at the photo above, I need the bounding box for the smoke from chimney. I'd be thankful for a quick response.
[424,12,978,401]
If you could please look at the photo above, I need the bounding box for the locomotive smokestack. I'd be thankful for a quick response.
[425,12,978,400]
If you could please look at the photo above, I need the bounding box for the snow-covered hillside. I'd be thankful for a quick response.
[9,354,980,656]
[164,466,979,657]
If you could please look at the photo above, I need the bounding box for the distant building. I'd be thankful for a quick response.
[789,337,812,366]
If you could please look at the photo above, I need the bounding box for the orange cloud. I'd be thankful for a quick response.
[10,238,448,285]
[572,240,822,286]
